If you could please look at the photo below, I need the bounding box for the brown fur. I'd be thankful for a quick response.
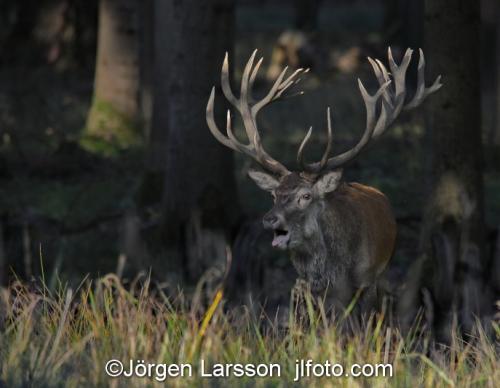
[330,182,397,285]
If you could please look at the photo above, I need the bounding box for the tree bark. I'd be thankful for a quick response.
[400,0,486,342]
[84,0,141,152]
[481,0,499,148]
[383,0,423,49]
[139,0,154,139]
[294,0,320,31]
[494,4,500,146]
[149,0,239,283]
[0,221,5,285]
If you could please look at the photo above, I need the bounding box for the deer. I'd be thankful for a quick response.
[206,48,442,313]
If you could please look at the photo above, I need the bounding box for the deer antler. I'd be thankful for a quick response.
[207,50,308,176]
[298,47,442,174]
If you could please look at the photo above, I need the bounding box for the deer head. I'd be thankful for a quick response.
[207,48,442,250]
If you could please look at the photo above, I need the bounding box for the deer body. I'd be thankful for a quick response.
[206,48,441,310]
[290,180,396,306]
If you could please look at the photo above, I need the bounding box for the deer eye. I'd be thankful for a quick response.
[301,193,312,201]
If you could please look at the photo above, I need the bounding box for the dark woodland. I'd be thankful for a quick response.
[0,0,499,385]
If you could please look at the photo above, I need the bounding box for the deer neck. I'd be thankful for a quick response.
[289,209,329,290]
[289,203,348,292]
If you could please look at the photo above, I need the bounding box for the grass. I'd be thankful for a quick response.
[0,272,498,387]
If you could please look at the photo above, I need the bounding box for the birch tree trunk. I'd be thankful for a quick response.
[84,0,141,152]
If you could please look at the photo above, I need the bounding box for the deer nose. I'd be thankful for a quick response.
[263,213,280,229]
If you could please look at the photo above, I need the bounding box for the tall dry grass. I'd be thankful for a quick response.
[0,273,498,387]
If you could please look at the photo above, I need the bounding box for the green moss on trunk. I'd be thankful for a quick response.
[81,97,142,156]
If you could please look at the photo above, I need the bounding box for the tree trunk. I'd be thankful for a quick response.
[148,0,239,283]
[0,221,5,285]
[400,0,486,343]
[139,0,154,139]
[494,5,500,146]
[84,0,141,152]
[294,0,319,31]
[383,0,423,49]
[0,0,48,65]
[481,0,499,148]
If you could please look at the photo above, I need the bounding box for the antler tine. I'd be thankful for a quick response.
[389,48,413,116]
[248,56,264,102]
[207,50,305,176]
[279,68,305,90]
[225,110,248,153]
[368,57,392,106]
[319,107,333,169]
[373,47,441,137]
[252,64,306,114]
[206,87,238,152]
[300,80,390,173]
[297,126,313,170]
[221,52,238,107]
[367,58,393,139]
[275,69,306,100]
[240,49,257,100]
[239,50,261,144]
[239,51,295,176]
[252,66,289,115]
[404,49,443,110]
[323,48,426,169]
[298,47,441,175]
[296,107,333,171]
[322,79,391,170]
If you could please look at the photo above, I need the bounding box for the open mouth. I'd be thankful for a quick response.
[272,229,290,249]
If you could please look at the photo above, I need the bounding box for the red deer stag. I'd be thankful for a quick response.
[206,48,442,311]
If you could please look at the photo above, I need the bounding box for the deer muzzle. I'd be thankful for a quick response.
[263,212,290,249]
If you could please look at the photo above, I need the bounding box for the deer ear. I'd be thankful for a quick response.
[248,169,280,192]
[314,169,343,196]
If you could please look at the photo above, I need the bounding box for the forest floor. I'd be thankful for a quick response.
[0,274,498,387]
